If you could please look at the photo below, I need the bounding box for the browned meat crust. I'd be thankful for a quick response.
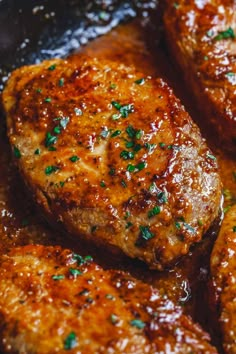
[2,56,221,269]
[164,0,236,153]
[0,244,218,353]
[211,205,236,353]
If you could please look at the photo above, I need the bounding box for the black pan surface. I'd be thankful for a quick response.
[0,0,159,90]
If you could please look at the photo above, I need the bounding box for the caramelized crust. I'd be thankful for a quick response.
[164,0,236,153]
[0,244,218,353]
[211,205,236,353]
[3,56,221,269]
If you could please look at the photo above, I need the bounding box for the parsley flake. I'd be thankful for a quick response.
[111,101,134,118]
[48,64,56,71]
[45,165,59,175]
[130,319,145,329]
[111,130,121,137]
[233,226,236,232]
[69,155,80,163]
[52,275,65,280]
[64,332,77,350]
[139,225,154,241]
[148,206,161,218]
[45,132,57,147]
[58,77,64,87]
[135,78,145,85]
[214,27,235,41]
[13,146,21,159]
[69,268,82,277]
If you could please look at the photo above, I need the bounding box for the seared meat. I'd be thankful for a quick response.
[211,205,236,353]
[164,0,236,153]
[3,56,221,269]
[0,244,218,354]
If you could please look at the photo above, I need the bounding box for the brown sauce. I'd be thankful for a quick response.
[0,17,235,351]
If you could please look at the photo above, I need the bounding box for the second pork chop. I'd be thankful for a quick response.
[3,56,222,269]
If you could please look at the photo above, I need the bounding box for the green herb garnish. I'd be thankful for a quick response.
[48,64,56,70]
[111,130,121,137]
[69,155,80,163]
[45,165,59,175]
[13,146,21,159]
[64,332,77,350]
[45,132,57,147]
[69,268,82,277]
[135,78,145,85]
[130,319,145,329]
[148,206,161,218]
[139,225,154,241]
[52,275,65,280]
[58,78,64,86]
[214,27,235,41]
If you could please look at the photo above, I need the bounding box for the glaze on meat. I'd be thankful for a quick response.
[164,0,236,153]
[3,56,221,269]
[211,205,236,353]
[0,244,218,353]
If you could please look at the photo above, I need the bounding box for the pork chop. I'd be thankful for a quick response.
[164,0,236,153]
[211,205,236,353]
[0,244,218,353]
[2,56,222,269]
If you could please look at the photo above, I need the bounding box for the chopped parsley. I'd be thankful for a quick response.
[34,148,40,155]
[110,83,117,89]
[111,101,134,118]
[36,88,42,93]
[214,27,235,41]
[120,150,135,160]
[148,206,161,218]
[233,226,236,232]
[44,97,52,103]
[139,225,154,241]
[111,130,121,138]
[157,191,167,204]
[110,314,119,325]
[69,268,82,277]
[13,146,21,159]
[69,155,80,163]
[135,78,145,85]
[144,142,156,152]
[48,64,56,70]
[159,142,166,149]
[121,179,127,188]
[100,180,106,188]
[72,254,93,265]
[64,332,77,350]
[45,132,57,147]
[58,77,64,87]
[130,319,145,329]
[206,153,216,161]
[52,275,65,280]
[125,221,133,229]
[45,165,59,175]
[109,167,116,176]
[135,161,146,171]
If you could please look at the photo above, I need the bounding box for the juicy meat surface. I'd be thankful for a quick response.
[164,0,236,153]
[0,244,218,354]
[3,56,221,269]
[211,205,236,353]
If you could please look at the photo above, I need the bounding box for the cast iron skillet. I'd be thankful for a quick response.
[0,0,159,91]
